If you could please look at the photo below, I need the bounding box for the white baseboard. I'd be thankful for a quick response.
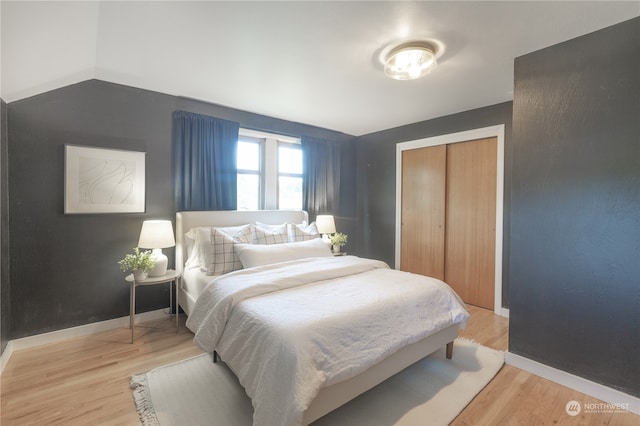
[499,307,510,318]
[0,340,14,374]
[0,308,168,375]
[505,352,640,416]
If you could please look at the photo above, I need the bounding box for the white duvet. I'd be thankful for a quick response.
[186,255,470,426]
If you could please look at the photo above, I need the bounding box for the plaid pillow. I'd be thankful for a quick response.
[289,222,320,242]
[254,223,289,245]
[200,224,253,275]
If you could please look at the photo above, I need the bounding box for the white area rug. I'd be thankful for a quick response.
[131,338,504,426]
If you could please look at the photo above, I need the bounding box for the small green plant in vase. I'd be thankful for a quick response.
[118,247,155,281]
[329,232,348,253]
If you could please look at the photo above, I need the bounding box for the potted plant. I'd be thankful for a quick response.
[329,232,348,253]
[118,247,155,281]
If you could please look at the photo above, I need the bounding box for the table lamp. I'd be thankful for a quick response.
[138,220,176,277]
[316,215,336,245]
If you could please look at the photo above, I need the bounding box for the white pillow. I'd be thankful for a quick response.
[196,224,253,275]
[183,228,200,269]
[254,222,289,245]
[236,238,332,268]
[288,222,320,243]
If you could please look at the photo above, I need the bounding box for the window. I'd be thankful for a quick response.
[237,129,302,210]
[237,139,262,210]
[278,144,303,209]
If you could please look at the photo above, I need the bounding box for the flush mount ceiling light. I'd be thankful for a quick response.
[384,41,438,80]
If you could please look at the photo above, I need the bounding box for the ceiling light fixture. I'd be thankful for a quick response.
[384,41,438,80]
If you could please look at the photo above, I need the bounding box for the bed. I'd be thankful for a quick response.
[176,210,469,426]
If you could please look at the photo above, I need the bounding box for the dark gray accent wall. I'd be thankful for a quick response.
[355,102,513,307]
[8,82,177,338]
[7,79,356,339]
[510,18,639,397]
[1,98,9,354]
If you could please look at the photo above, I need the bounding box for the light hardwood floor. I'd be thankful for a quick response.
[454,306,638,426]
[1,306,638,425]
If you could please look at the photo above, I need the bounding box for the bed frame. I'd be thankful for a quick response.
[175,210,461,425]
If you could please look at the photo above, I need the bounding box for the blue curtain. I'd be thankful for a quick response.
[173,111,240,211]
[301,136,341,220]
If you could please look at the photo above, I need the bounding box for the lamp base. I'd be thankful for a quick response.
[148,249,168,277]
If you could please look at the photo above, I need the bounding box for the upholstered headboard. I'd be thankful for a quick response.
[175,210,309,275]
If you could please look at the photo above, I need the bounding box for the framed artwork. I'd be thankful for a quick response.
[65,145,146,214]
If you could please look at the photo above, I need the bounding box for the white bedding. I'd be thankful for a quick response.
[181,266,214,297]
[186,255,469,426]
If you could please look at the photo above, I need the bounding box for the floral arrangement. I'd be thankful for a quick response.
[118,247,155,273]
[329,232,348,247]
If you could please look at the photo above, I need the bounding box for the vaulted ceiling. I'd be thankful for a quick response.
[1,1,638,135]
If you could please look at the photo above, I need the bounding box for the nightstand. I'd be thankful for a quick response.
[125,269,181,343]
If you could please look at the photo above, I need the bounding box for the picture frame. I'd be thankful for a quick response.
[65,145,146,214]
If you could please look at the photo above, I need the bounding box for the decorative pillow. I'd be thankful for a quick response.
[236,238,332,268]
[254,222,289,245]
[196,224,253,275]
[288,222,320,243]
[188,226,223,270]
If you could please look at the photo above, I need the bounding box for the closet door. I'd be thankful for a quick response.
[444,138,497,309]
[400,145,446,280]
[399,137,497,310]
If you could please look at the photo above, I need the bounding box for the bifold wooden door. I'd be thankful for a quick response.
[400,137,497,309]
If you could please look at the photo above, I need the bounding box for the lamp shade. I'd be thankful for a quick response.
[316,215,336,234]
[138,220,175,249]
